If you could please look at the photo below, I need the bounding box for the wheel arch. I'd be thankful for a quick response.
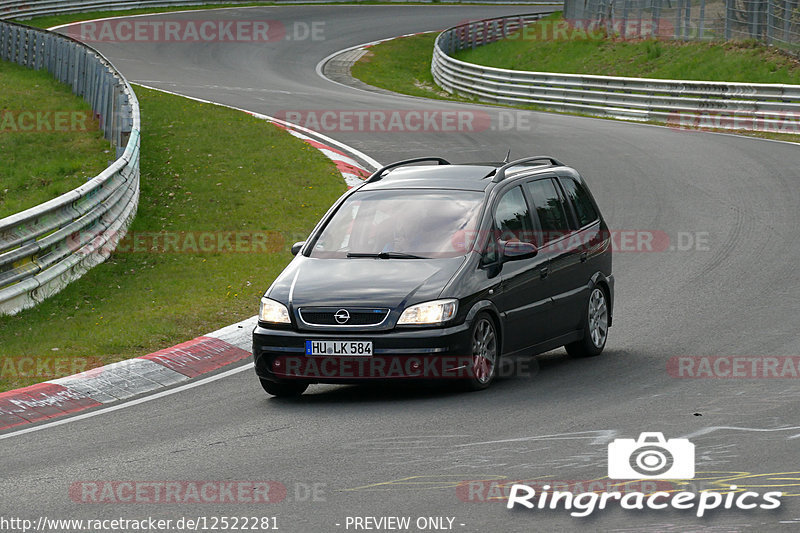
[465,300,504,355]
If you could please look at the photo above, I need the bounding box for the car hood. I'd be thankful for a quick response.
[268,256,466,310]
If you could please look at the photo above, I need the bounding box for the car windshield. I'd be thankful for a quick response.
[309,189,484,259]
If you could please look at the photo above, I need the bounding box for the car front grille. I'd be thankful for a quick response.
[298,308,389,327]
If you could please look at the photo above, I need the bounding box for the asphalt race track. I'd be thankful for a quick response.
[3,5,800,532]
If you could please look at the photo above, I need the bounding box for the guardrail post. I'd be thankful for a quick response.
[766,0,775,43]
[699,0,706,39]
[683,0,691,39]
[725,0,732,39]
[782,0,791,42]
[653,0,663,37]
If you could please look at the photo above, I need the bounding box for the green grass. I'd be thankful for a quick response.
[454,25,800,84]
[350,21,800,143]
[352,34,450,99]
[0,60,110,219]
[0,85,345,392]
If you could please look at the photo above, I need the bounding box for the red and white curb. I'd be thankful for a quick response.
[0,317,257,431]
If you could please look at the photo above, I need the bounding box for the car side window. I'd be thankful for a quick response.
[482,186,534,265]
[525,178,570,243]
[560,177,599,228]
[494,186,534,243]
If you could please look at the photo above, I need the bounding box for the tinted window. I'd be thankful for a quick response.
[525,178,570,243]
[560,177,599,228]
[494,186,534,243]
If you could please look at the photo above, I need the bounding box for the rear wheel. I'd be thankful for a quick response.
[566,286,608,358]
[259,379,308,397]
[463,313,499,391]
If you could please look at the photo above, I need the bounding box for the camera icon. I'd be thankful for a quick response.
[608,432,695,479]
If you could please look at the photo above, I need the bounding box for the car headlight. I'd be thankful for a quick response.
[259,297,291,324]
[397,299,458,325]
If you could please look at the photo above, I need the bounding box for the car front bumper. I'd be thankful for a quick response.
[253,321,473,384]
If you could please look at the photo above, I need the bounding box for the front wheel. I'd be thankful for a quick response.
[566,286,608,358]
[260,379,308,397]
[462,313,499,391]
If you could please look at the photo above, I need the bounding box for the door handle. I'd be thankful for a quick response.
[580,251,588,263]
[539,267,549,279]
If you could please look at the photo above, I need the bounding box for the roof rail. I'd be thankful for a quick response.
[365,157,451,184]
[489,156,564,183]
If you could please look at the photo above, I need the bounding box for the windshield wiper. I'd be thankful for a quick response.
[346,252,428,259]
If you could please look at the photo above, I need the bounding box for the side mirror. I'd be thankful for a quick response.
[501,240,537,261]
[290,241,305,256]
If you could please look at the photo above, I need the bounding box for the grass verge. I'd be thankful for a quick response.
[0,85,345,392]
[453,24,800,84]
[0,60,110,219]
[350,19,800,143]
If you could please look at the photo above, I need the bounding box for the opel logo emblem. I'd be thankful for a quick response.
[334,309,350,324]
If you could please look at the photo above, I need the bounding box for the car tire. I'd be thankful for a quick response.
[463,313,499,391]
[566,286,608,358]
[260,379,308,397]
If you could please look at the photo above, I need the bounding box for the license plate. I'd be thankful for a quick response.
[305,340,373,356]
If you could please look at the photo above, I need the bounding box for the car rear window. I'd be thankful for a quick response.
[560,177,599,228]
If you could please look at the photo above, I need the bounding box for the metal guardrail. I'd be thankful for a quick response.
[0,1,260,20]
[0,0,561,20]
[432,13,800,133]
[0,19,140,315]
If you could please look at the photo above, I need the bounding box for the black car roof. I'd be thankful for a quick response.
[358,163,561,192]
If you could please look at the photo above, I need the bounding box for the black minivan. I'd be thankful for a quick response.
[253,156,614,396]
